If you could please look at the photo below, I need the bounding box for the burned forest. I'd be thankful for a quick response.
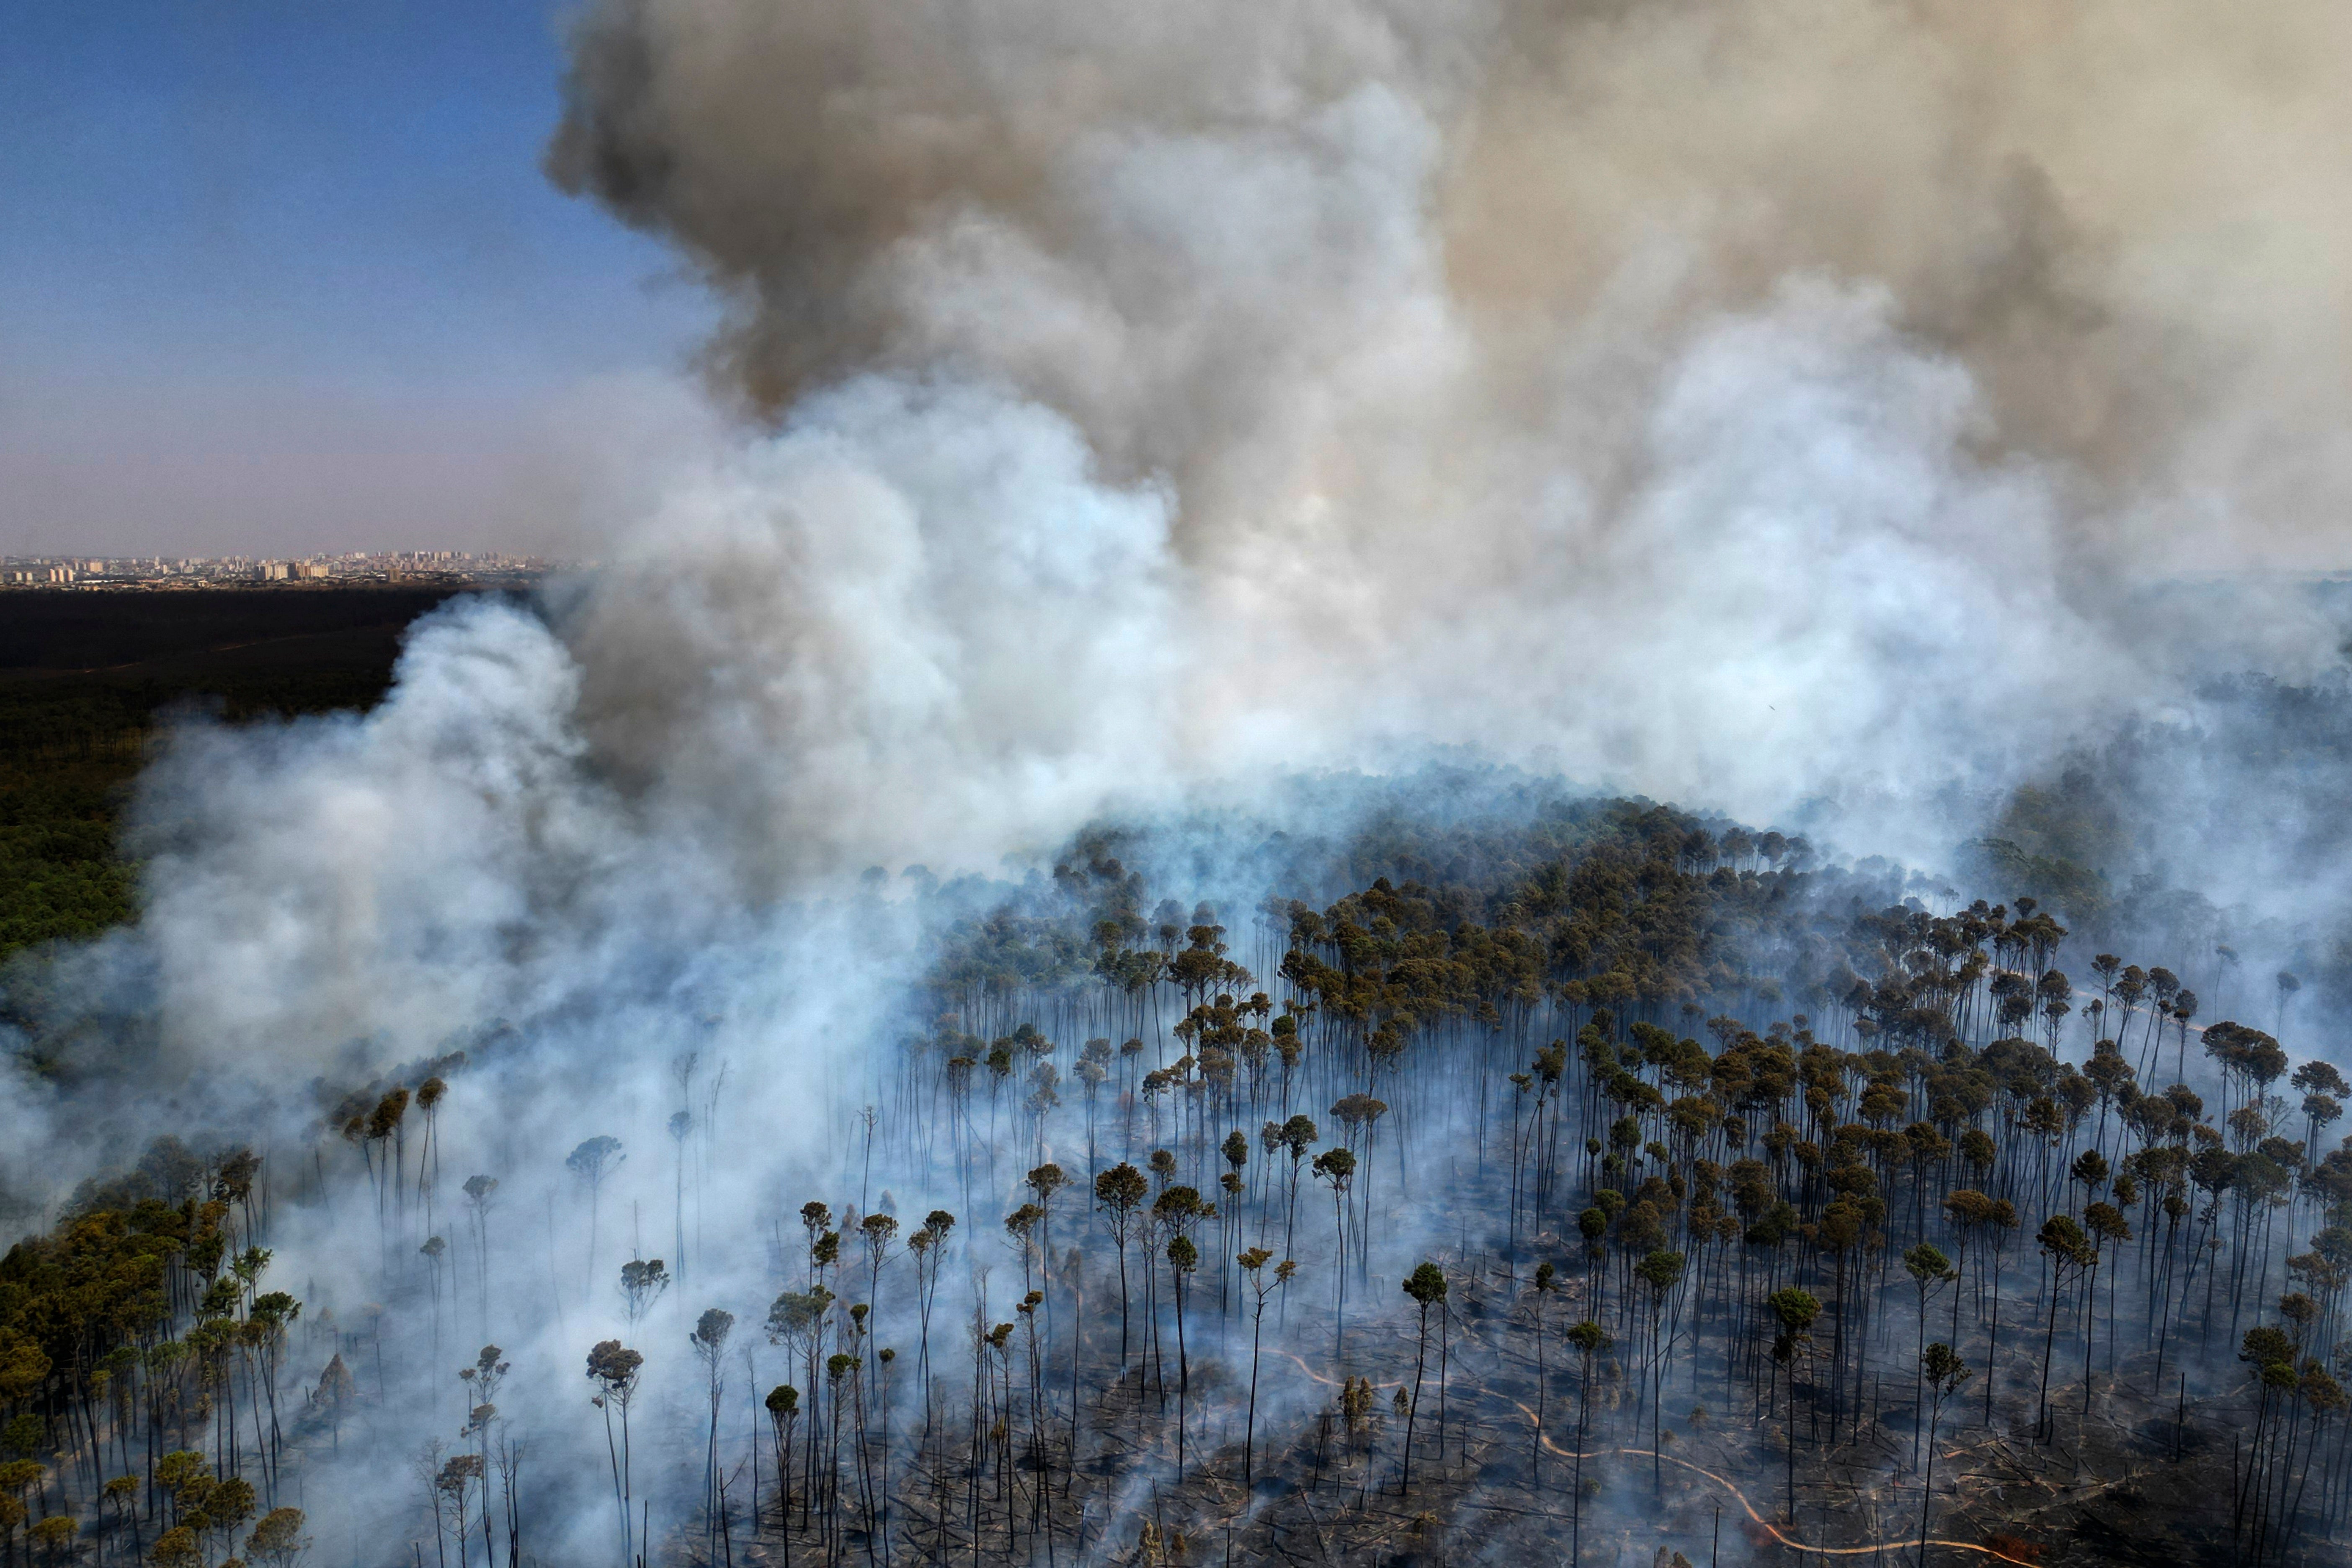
[6,794,2349,1568]
[16,2,2352,1566]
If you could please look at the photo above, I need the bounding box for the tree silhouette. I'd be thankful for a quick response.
[1901,1243,1956,1469]
[566,1137,624,1299]
[462,1175,498,1323]
[763,1285,831,1531]
[619,1258,669,1326]
[909,1209,954,1405]
[1237,1247,1295,1485]
[2082,1199,2131,1401]
[315,1354,356,1452]
[668,1109,693,1282]
[764,1385,799,1563]
[1313,1148,1357,1358]
[1276,1114,1318,1255]
[1945,1188,2019,1425]
[1400,1262,1447,1492]
[1918,1342,1972,1557]
[247,1506,310,1568]
[1565,1319,1611,1566]
[690,1309,735,1563]
[2034,1214,2094,1442]
[456,1344,508,1565]
[433,1455,481,1568]
[859,1211,900,1308]
[1768,1287,1821,1527]
[1093,1163,1148,1372]
[26,1513,72,1565]
[1166,1233,1199,1481]
[1528,1261,1558,1481]
[147,1525,201,1568]
[585,1339,643,1564]
[1633,1248,1684,1493]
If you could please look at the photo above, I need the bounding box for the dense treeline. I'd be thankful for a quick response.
[1961,669,2352,1021]
[4,794,2349,1565]
[0,1140,314,1565]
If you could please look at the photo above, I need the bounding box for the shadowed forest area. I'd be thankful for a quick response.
[0,590,466,965]
[8,730,2352,1565]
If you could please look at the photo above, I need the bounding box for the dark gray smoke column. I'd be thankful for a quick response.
[542,0,2352,869]
[548,0,2352,537]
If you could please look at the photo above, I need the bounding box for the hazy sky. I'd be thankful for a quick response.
[0,2,710,557]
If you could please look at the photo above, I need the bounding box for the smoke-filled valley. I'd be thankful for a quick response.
[11,2,2352,1566]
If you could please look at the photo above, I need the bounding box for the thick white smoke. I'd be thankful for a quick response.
[537,277,2137,892]
[14,0,2348,1164]
[524,0,2352,878]
[558,376,1185,890]
[7,3,2352,1559]
[130,604,613,1074]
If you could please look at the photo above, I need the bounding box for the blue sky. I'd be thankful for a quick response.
[0,2,712,555]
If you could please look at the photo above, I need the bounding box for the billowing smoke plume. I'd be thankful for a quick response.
[534,0,2352,879]
[22,0,2348,1212]
[7,5,2352,1562]
[547,0,2352,524]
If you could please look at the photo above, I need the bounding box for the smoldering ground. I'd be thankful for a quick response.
[6,699,2346,1566]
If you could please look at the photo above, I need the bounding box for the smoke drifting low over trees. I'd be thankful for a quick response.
[12,0,2352,1563]
[11,790,2352,1564]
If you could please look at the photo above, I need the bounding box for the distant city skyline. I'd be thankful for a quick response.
[0,549,555,590]
[0,3,711,558]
